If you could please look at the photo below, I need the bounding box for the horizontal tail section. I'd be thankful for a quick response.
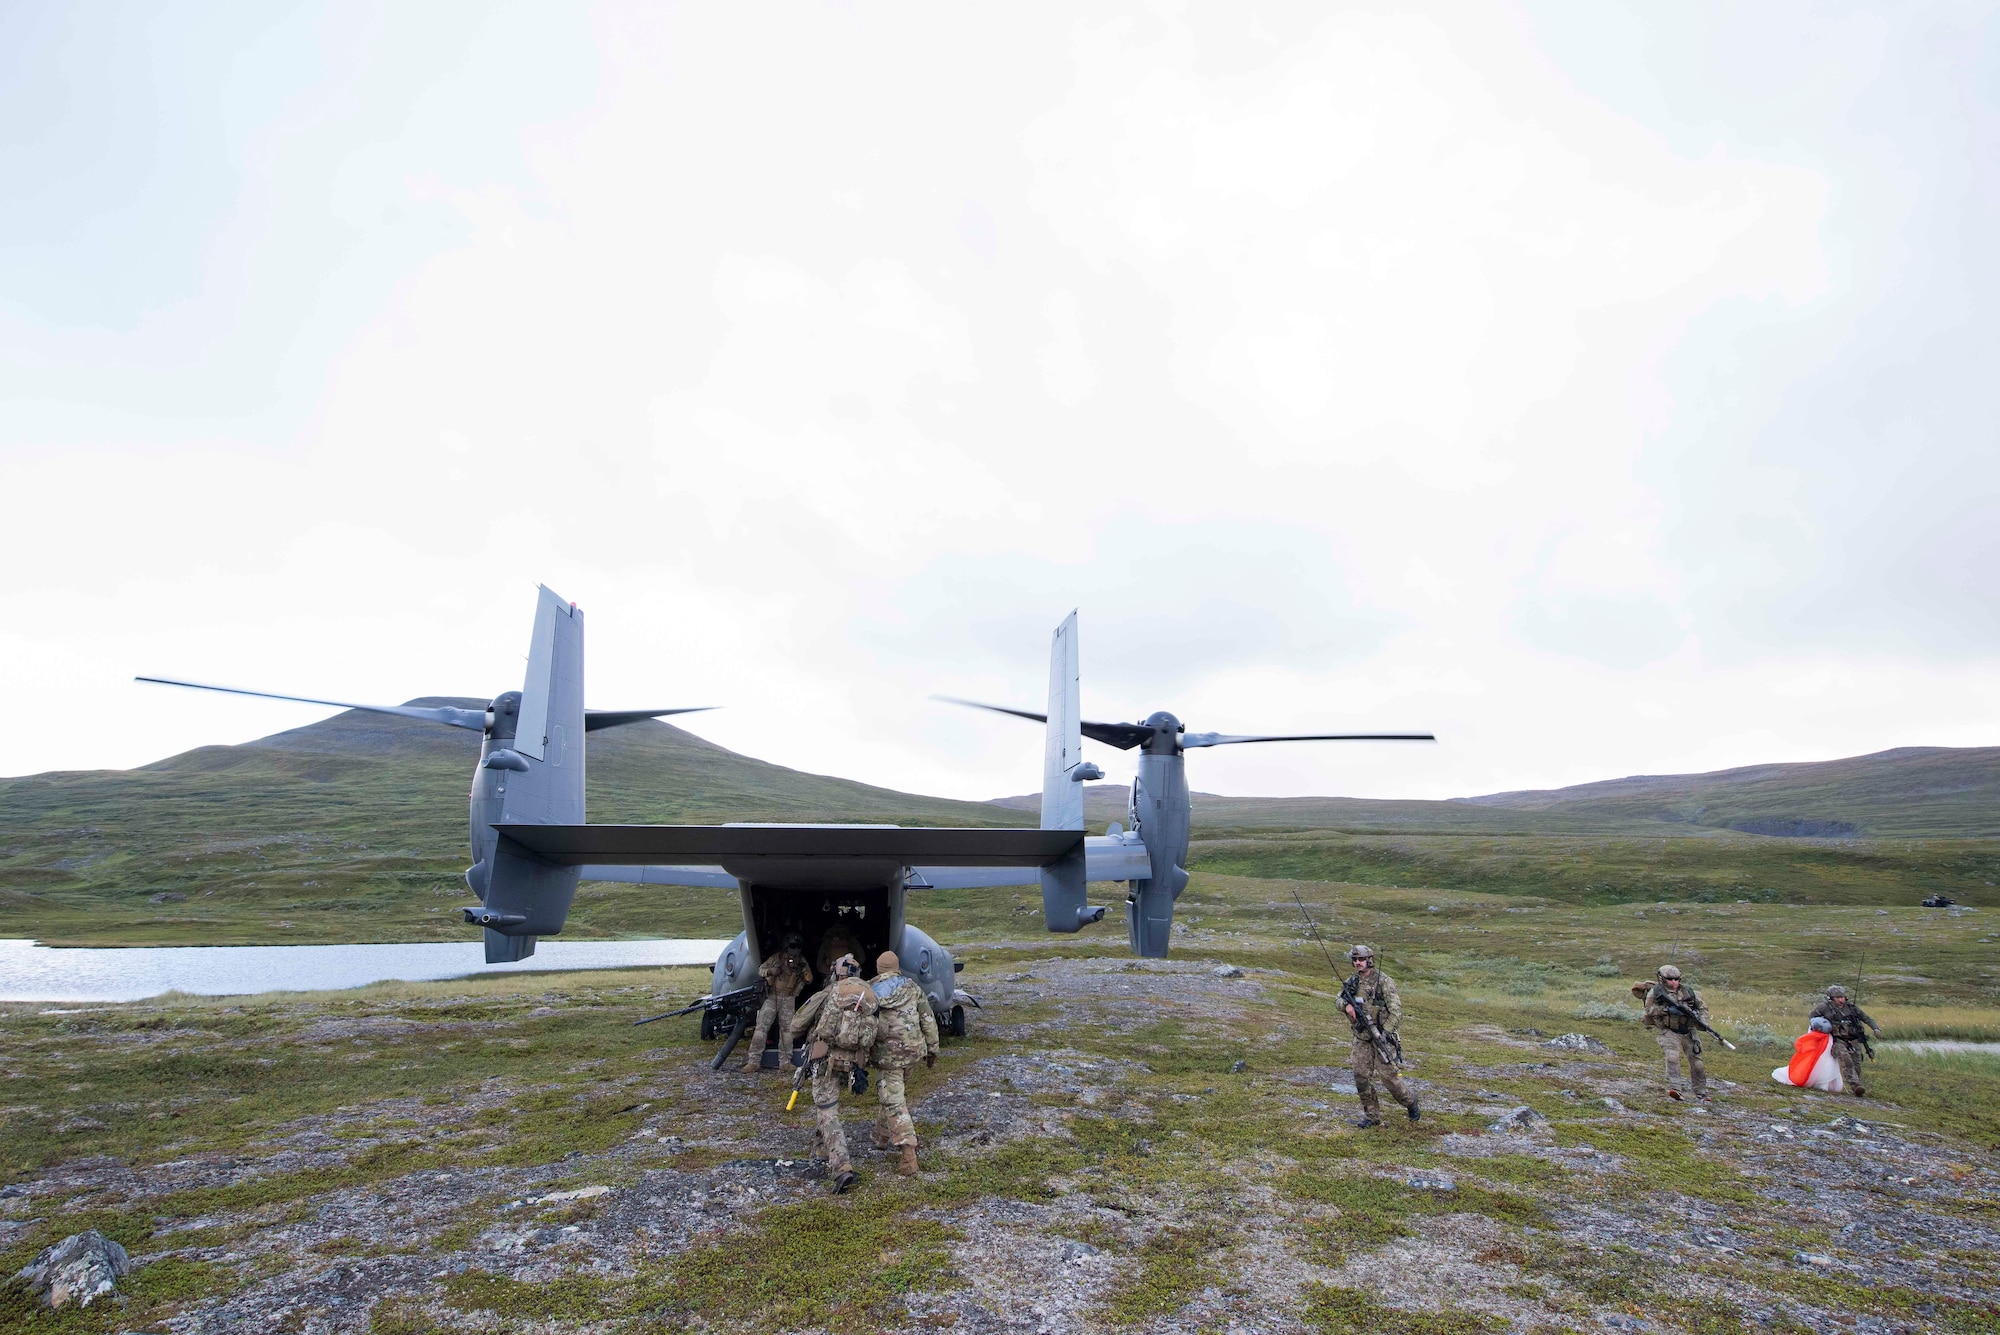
[496,824,1083,867]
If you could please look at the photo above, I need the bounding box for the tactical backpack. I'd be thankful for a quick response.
[821,979,879,1051]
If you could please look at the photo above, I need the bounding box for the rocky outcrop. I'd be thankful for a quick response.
[14,1229,129,1309]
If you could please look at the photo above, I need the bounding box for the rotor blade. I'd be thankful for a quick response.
[935,696,1153,751]
[583,707,714,732]
[1081,720,1156,750]
[136,676,487,730]
[934,695,1047,725]
[1181,730,1437,747]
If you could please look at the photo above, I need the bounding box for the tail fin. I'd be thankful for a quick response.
[464,586,587,962]
[1039,611,1104,932]
[1041,611,1083,831]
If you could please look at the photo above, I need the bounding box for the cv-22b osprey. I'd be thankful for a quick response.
[143,588,1430,1066]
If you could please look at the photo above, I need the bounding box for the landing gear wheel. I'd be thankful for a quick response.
[699,1010,719,1041]
[948,1004,967,1038]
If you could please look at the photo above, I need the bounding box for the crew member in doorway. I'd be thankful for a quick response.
[741,932,814,1073]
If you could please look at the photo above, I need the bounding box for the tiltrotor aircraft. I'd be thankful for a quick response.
[142,587,1430,1065]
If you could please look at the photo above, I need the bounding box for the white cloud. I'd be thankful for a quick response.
[2,1,1995,806]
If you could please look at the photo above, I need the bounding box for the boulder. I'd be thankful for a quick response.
[1212,965,1245,979]
[1486,1106,1547,1134]
[14,1230,129,1309]
[1543,1033,1613,1055]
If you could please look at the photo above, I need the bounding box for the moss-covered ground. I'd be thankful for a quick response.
[2,871,1996,1333]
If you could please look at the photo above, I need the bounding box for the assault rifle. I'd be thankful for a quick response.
[1340,973,1404,1068]
[1655,994,1737,1052]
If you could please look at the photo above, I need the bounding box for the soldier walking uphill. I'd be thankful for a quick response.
[868,951,940,1176]
[784,954,878,1194]
[1810,983,1883,1098]
[1341,945,1419,1127]
[1642,965,1711,1101]
[741,933,814,1073]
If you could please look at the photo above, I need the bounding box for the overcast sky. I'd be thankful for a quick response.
[4,1,1996,804]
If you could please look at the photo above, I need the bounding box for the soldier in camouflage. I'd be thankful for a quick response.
[785,953,879,1193]
[741,932,814,1073]
[1342,945,1419,1127]
[868,950,940,1176]
[1642,964,1710,1100]
[1809,984,1883,1098]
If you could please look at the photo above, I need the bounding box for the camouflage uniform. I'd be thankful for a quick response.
[785,962,879,1188]
[1344,966,1417,1122]
[1642,979,1709,1097]
[741,943,814,1072]
[868,953,940,1175]
[1809,991,1881,1098]
[816,928,863,985]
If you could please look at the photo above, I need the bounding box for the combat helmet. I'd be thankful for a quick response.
[1657,964,1682,981]
[1826,983,1847,996]
[833,953,862,978]
[783,931,804,950]
[1349,944,1375,962]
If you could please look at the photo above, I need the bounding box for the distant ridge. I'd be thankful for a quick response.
[1453,746,2000,838]
[990,745,2000,838]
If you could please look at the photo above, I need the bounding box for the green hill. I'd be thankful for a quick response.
[998,745,2000,838]
[1457,746,2000,838]
[5,716,1996,946]
[0,702,1025,946]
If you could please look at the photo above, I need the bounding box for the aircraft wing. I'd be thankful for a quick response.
[907,834,1154,889]
[577,864,735,888]
[496,825,1083,891]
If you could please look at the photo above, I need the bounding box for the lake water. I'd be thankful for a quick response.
[0,937,732,1003]
[1882,1040,2000,1057]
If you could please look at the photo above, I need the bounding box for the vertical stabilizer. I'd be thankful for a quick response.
[1042,610,1083,830]
[464,586,587,962]
[514,587,565,761]
[1039,610,1101,932]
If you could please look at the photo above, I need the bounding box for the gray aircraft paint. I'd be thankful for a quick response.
[945,617,1436,958]
[463,587,586,962]
[141,593,1425,1038]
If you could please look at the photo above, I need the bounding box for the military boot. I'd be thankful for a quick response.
[898,1144,919,1177]
[1407,1101,1421,1123]
[740,1050,762,1073]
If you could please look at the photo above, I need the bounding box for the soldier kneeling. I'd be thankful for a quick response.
[785,954,879,1194]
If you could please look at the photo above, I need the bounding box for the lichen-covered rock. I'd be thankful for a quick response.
[14,1229,130,1309]
[1486,1105,1547,1134]
[1543,1032,1613,1054]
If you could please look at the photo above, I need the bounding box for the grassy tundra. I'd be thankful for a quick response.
[2,714,1996,1330]
[2,875,1996,1333]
